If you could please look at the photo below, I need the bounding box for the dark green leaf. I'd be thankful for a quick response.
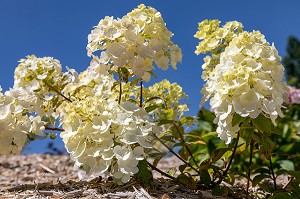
[134,159,153,188]
[240,123,254,145]
[158,119,174,125]
[178,147,189,160]
[145,104,160,113]
[258,183,274,193]
[276,169,287,176]
[145,96,162,103]
[176,173,197,190]
[291,181,300,196]
[211,184,230,196]
[259,137,275,159]
[252,174,270,186]
[271,192,293,199]
[232,114,246,127]
[252,114,271,133]
[287,171,300,179]
[210,148,229,163]
[179,164,187,173]
[199,169,212,186]
[224,173,235,186]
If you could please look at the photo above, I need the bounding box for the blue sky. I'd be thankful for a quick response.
[1,1,300,153]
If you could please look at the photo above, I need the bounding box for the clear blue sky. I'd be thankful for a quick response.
[1,1,300,153]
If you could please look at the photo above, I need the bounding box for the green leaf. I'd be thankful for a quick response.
[287,171,300,179]
[252,114,271,133]
[259,137,275,159]
[166,167,177,177]
[134,159,153,188]
[145,104,160,113]
[180,116,195,126]
[50,133,57,140]
[236,143,247,153]
[201,131,217,139]
[176,173,197,190]
[276,169,287,176]
[148,71,157,78]
[130,78,139,86]
[232,114,246,127]
[145,96,162,103]
[210,148,229,163]
[120,67,130,82]
[158,119,174,125]
[150,152,167,167]
[258,183,274,193]
[240,123,254,145]
[291,181,300,196]
[252,174,270,186]
[225,173,235,186]
[164,109,174,120]
[178,147,189,160]
[211,184,231,196]
[199,169,212,186]
[278,160,295,171]
[222,150,233,159]
[271,192,293,199]
[27,132,35,141]
[179,164,187,173]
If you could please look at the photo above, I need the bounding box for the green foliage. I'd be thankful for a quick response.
[134,159,153,188]
[174,106,300,198]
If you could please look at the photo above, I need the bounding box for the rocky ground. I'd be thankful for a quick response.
[0,154,287,198]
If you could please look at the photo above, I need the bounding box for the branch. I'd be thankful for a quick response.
[146,160,175,179]
[173,123,199,168]
[45,127,65,132]
[118,80,122,104]
[140,79,143,108]
[152,133,201,176]
[223,132,240,176]
[269,155,277,191]
[44,82,72,103]
[118,69,122,104]
[246,139,254,198]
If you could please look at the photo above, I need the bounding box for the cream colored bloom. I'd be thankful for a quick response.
[87,4,182,81]
[197,21,288,143]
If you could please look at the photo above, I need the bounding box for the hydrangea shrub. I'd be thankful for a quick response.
[0,4,297,197]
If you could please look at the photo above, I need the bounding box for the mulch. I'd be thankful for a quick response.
[0,154,270,198]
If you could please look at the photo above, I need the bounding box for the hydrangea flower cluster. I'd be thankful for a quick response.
[196,21,289,143]
[59,96,155,183]
[87,4,182,81]
[144,79,189,123]
[0,4,185,184]
[14,55,73,117]
[0,87,45,155]
[194,20,243,81]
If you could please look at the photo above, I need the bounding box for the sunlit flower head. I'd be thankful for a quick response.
[197,21,289,143]
[87,4,182,81]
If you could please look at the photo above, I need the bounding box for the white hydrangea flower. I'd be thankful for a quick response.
[13,55,73,117]
[0,88,46,155]
[144,79,189,123]
[58,64,156,183]
[86,4,182,81]
[200,27,289,144]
